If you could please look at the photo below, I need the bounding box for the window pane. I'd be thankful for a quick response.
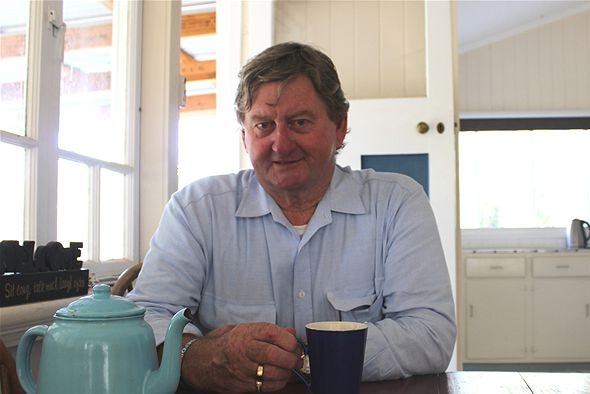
[100,169,124,260]
[459,129,590,229]
[178,110,241,188]
[59,1,123,163]
[57,159,89,261]
[0,143,25,240]
[0,0,28,135]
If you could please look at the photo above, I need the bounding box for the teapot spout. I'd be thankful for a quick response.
[144,308,192,394]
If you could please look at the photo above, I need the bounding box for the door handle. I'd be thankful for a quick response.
[416,122,429,134]
[417,121,445,134]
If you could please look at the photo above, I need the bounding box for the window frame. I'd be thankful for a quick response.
[1,0,142,268]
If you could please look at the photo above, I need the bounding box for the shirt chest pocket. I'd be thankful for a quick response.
[326,290,383,323]
[197,293,277,332]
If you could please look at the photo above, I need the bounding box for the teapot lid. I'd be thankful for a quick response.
[56,283,145,319]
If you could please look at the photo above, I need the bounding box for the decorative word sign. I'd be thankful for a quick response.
[0,241,88,307]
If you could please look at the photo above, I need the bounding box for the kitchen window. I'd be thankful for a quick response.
[0,0,140,264]
[459,117,590,248]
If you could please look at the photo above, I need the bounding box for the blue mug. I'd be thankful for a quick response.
[293,321,368,394]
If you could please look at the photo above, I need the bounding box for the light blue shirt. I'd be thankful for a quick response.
[129,165,456,380]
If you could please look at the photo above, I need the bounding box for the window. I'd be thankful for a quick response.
[0,0,28,241]
[177,1,240,189]
[459,119,590,230]
[0,0,140,263]
[178,109,241,188]
[0,144,26,241]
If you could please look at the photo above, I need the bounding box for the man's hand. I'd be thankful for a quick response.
[180,323,303,392]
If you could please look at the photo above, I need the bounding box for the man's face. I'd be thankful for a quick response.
[241,75,347,198]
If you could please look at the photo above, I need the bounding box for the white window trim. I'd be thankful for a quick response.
[138,0,181,257]
[26,0,61,246]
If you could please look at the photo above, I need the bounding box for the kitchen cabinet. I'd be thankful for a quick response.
[462,251,590,364]
[531,256,590,359]
[465,257,527,360]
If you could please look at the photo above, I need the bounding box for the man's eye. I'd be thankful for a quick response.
[289,119,311,130]
[254,121,275,135]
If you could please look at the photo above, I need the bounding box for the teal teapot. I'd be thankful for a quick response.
[16,284,191,394]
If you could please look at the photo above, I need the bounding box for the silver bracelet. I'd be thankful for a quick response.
[180,338,199,360]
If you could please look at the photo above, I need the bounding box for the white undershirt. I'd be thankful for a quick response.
[292,224,308,236]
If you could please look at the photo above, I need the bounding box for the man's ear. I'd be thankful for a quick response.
[241,128,248,153]
[336,114,348,146]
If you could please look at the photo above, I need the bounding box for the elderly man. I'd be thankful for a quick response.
[129,41,456,393]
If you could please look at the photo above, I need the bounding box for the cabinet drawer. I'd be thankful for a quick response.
[465,258,526,277]
[532,257,590,277]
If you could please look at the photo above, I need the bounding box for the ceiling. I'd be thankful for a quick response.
[2,0,589,93]
[457,0,590,53]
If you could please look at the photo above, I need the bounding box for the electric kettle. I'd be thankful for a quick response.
[569,219,590,249]
[16,284,192,394]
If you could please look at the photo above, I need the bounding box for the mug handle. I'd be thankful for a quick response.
[16,325,48,394]
[292,339,312,391]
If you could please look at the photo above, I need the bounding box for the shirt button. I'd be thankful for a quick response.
[298,290,306,299]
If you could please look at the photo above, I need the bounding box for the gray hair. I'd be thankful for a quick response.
[234,42,349,126]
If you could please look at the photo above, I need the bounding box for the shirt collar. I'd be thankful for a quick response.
[235,165,367,219]
[324,165,366,215]
[235,171,270,218]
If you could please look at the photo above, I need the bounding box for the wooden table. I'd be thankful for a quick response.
[179,371,590,393]
[280,372,590,393]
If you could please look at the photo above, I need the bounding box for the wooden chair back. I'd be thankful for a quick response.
[111,262,143,296]
[0,339,24,394]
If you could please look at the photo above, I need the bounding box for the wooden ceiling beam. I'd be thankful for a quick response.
[181,49,216,81]
[1,12,215,56]
[100,0,113,11]
[64,25,112,51]
[181,12,216,37]
[181,93,216,112]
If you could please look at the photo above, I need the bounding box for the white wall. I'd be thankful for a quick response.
[460,9,590,114]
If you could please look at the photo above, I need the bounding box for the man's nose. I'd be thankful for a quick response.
[272,123,295,153]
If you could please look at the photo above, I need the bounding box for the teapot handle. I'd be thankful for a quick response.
[16,325,48,394]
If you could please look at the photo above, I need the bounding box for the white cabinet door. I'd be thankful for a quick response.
[533,268,590,361]
[464,257,528,361]
[532,279,590,359]
[336,2,457,298]
[465,279,528,360]
[531,257,590,360]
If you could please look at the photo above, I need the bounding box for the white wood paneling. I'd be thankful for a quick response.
[460,9,590,114]
[274,0,426,99]
[379,0,404,97]
[404,0,425,97]
[354,1,381,98]
[330,2,355,97]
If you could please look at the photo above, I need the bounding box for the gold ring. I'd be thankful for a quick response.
[256,364,264,392]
